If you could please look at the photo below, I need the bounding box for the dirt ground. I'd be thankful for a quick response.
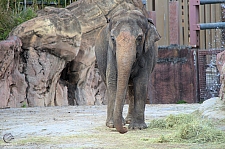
[0,104,222,149]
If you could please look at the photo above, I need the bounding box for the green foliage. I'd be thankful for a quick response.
[14,7,37,25]
[21,103,27,108]
[0,7,37,40]
[148,114,225,143]
[0,0,80,40]
[176,100,187,104]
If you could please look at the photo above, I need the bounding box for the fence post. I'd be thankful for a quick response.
[189,0,200,47]
[169,1,179,44]
[155,0,169,45]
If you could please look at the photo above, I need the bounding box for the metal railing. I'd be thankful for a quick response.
[189,0,225,47]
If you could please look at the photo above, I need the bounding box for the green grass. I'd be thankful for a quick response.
[148,114,225,144]
[21,103,27,108]
[176,100,187,104]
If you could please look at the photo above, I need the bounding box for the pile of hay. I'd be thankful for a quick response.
[148,114,225,143]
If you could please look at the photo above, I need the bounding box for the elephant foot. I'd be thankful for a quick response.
[128,121,147,130]
[125,115,132,124]
[106,118,126,128]
[106,120,114,128]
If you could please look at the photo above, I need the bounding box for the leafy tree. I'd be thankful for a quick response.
[0,0,79,40]
[0,0,37,40]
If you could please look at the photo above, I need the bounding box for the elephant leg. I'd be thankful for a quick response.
[106,88,116,128]
[125,85,134,124]
[128,70,148,130]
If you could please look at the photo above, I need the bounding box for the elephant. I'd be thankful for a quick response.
[95,9,160,134]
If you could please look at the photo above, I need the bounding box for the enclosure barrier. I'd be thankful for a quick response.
[198,22,225,30]
[200,0,225,4]
[189,0,225,47]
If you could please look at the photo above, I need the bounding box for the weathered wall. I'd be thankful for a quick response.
[148,45,198,104]
[216,51,225,103]
[0,36,26,108]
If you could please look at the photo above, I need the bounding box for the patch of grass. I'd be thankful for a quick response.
[157,135,169,143]
[176,100,187,104]
[21,103,27,108]
[148,119,167,129]
[176,122,225,143]
[148,114,225,143]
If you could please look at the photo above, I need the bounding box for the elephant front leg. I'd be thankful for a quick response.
[106,62,117,128]
[106,84,116,128]
[128,73,148,130]
[125,85,134,124]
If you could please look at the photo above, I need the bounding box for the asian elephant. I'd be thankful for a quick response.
[95,9,160,134]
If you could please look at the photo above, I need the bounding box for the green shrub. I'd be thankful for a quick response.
[0,7,37,40]
[14,7,37,25]
[0,8,14,40]
[176,100,187,104]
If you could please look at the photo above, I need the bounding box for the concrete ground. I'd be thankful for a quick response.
[0,104,201,148]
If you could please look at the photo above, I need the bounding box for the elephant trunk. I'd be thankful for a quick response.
[113,31,136,134]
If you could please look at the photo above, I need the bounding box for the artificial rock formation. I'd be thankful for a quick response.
[2,8,82,107]
[35,0,147,106]
[0,0,148,107]
[0,36,27,108]
[216,50,225,103]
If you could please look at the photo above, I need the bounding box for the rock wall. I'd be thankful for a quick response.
[37,6,107,106]
[0,36,27,108]
[0,8,81,107]
[149,45,198,104]
[0,3,107,108]
[216,51,225,103]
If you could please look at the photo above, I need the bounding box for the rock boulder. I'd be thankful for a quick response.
[6,8,82,107]
[0,36,27,108]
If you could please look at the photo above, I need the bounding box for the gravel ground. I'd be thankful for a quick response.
[0,104,200,148]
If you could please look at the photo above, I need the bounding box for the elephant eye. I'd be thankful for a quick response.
[111,36,115,43]
[136,35,142,42]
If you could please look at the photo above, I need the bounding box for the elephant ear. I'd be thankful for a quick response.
[144,19,160,72]
[95,24,109,83]
[144,19,161,53]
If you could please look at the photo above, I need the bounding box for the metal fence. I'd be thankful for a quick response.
[198,49,223,101]
[146,0,223,49]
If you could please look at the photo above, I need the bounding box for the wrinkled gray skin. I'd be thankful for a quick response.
[95,9,160,134]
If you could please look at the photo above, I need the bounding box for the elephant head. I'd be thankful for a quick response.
[95,9,160,133]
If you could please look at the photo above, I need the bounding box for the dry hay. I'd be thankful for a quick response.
[148,114,225,143]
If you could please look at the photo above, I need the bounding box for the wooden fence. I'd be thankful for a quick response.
[146,0,223,49]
